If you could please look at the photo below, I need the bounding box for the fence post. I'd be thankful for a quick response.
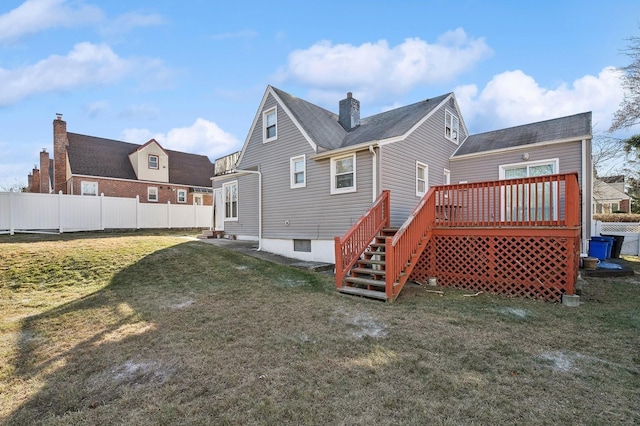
[58,191,64,233]
[100,193,105,231]
[9,191,15,235]
[135,195,140,229]
[167,201,171,229]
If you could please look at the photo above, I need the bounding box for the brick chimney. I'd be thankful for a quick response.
[32,165,41,193]
[39,148,50,193]
[53,113,68,194]
[339,92,360,131]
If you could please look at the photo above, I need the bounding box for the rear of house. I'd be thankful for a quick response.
[212,86,593,263]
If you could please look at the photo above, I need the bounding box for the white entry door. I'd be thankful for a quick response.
[213,188,224,231]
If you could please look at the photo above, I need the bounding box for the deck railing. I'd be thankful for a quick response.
[334,190,390,288]
[384,187,437,300]
[432,173,581,228]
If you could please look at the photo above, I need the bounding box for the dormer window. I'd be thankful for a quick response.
[445,110,459,144]
[148,154,159,169]
[263,108,277,142]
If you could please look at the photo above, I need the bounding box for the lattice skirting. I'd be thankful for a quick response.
[409,230,580,302]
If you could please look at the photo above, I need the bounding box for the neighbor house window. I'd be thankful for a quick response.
[416,162,428,196]
[223,181,238,220]
[443,169,451,185]
[177,189,187,203]
[263,108,277,142]
[148,186,158,202]
[81,181,98,196]
[148,154,159,169]
[331,153,356,194]
[193,194,203,205]
[445,110,459,143]
[290,155,306,188]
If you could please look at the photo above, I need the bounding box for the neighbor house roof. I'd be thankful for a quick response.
[66,133,214,187]
[593,179,630,202]
[271,86,451,150]
[453,112,592,157]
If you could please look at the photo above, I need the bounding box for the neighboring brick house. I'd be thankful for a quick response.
[27,114,214,205]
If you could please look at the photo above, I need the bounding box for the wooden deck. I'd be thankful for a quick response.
[335,173,581,302]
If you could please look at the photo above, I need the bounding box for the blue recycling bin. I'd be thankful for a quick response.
[588,240,609,260]
[591,236,614,259]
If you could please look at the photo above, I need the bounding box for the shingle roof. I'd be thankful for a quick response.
[66,133,214,187]
[453,112,592,157]
[272,86,450,150]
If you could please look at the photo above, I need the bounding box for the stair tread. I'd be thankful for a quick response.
[358,259,386,265]
[345,276,386,288]
[351,267,386,276]
[338,286,388,301]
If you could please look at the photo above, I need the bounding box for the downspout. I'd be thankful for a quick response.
[582,138,589,253]
[369,145,378,202]
[236,168,263,251]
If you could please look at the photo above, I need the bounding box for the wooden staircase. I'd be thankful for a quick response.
[338,227,398,301]
[335,189,435,302]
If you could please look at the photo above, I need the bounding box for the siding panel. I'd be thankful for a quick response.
[380,105,460,226]
[236,93,374,240]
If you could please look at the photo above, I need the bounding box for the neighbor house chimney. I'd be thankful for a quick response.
[39,148,50,193]
[53,113,68,194]
[32,165,41,193]
[339,92,360,131]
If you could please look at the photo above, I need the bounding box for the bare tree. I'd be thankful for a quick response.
[610,33,640,132]
[0,179,27,192]
[592,134,627,177]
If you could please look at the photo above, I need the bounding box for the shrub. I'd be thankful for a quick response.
[593,213,640,222]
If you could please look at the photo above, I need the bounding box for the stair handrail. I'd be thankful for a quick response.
[384,187,437,300]
[334,190,391,289]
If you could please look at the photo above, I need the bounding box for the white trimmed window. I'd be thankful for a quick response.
[148,154,159,169]
[223,181,238,220]
[148,186,158,202]
[193,194,203,205]
[263,108,277,142]
[445,110,459,143]
[331,153,356,194]
[81,181,98,196]
[290,155,306,188]
[416,162,428,196]
[443,168,451,185]
[177,189,187,203]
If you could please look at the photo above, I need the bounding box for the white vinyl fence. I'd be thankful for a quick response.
[0,192,213,235]
[592,220,640,256]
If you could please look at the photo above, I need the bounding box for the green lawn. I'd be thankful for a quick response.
[1,231,638,425]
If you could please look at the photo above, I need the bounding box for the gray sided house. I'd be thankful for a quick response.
[213,86,593,263]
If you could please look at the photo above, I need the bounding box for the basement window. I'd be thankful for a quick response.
[293,239,311,252]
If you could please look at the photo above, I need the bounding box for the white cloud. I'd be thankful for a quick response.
[0,0,103,43]
[210,29,258,41]
[277,28,493,101]
[100,12,166,36]
[118,104,160,120]
[84,100,110,117]
[121,118,240,160]
[455,67,625,134]
[0,42,167,106]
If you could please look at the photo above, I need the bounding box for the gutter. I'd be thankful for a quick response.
[310,141,379,161]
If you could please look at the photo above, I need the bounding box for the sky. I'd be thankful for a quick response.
[1,0,639,189]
